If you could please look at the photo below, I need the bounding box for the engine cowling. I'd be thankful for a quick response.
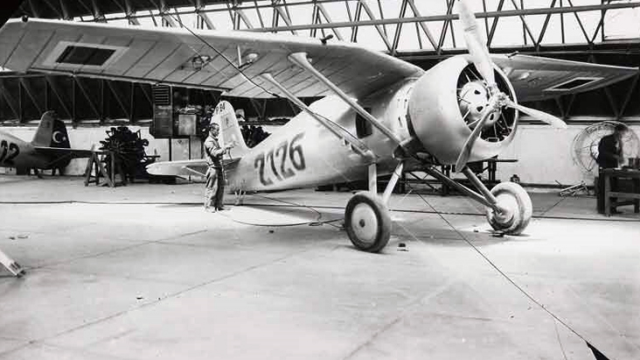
[408,56,518,165]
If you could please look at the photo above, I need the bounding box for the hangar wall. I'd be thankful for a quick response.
[2,124,639,188]
[0,126,173,176]
[495,124,640,187]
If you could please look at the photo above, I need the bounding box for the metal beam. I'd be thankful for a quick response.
[566,0,592,45]
[0,79,21,121]
[618,73,640,120]
[509,0,537,47]
[19,78,43,115]
[438,0,457,54]
[358,0,392,52]
[273,0,297,35]
[106,80,131,120]
[316,2,344,41]
[246,1,640,33]
[123,0,141,25]
[391,0,409,55]
[487,0,506,47]
[350,1,362,43]
[536,0,558,49]
[406,0,438,50]
[74,78,101,120]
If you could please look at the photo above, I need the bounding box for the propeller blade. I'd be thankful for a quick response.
[505,99,567,129]
[455,106,496,172]
[457,0,495,86]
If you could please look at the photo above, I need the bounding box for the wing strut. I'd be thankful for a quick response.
[260,73,375,161]
[288,52,404,147]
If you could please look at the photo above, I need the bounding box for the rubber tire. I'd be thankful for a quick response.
[486,182,533,235]
[345,191,392,253]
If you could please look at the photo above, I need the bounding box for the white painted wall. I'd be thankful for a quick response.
[495,124,640,187]
[2,124,639,186]
[0,126,193,175]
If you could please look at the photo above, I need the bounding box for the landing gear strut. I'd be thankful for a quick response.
[421,164,533,236]
[344,162,533,253]
[461,167,532,235]
[345,162,404,253]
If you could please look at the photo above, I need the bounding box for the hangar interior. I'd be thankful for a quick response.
[1,1,639,360]
[1,0,640,186]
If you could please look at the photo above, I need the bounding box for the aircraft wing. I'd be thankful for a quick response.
[492,54,638,102]
[0,19,423,99]
[0,19,634,102]
[146,158,240,177]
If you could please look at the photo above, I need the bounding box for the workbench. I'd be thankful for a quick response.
[602,168,640,216]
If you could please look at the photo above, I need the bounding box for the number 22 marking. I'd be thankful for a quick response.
[0,140,20,166]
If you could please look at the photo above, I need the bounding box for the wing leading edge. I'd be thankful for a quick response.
[492,54,638,102]
[0,19,423,99]
[0,19,635,104]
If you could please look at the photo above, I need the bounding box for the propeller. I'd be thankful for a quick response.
[457,0,495,89]
[455,97,501,171]
[454,0,567,171]
[504,98,568,129]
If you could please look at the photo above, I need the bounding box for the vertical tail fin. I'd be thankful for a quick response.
[31,111,70,148]
[212,101,249,159]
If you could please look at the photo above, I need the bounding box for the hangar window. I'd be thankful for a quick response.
[56,46,116,66]
[547,77,601,91]
[356,108,373,138]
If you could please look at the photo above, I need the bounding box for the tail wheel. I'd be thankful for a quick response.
[486,182,532,235]
[345,192,391,253]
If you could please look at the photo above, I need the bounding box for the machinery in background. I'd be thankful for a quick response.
[100,126,153,182]
[571,121,640,177]
[569,121,640,199]
[85,126,161,186]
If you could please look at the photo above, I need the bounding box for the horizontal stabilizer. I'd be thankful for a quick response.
[147,158,239,177]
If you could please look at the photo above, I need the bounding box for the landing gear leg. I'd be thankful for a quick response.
[345,162,403,253]
[461,167,532,235]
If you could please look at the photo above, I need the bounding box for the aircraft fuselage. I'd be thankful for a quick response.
[226,79,417,193]
[0,131,49,169]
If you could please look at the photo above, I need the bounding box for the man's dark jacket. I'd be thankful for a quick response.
[597,133,621,169]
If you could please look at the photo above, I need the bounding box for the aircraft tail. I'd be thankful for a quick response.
[212,101,249,159]
[31,111,71,149]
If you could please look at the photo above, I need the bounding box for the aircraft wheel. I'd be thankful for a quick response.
[345,191,391,253]
[486,182,532,235]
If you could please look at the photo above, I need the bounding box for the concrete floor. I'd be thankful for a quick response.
[0,175,638,360]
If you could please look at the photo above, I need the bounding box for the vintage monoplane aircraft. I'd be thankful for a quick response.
[0,1,635,253]
[0,111,93,176]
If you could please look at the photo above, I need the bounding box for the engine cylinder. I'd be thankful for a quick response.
[408,56,518,165]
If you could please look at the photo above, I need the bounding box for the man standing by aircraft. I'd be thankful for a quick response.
[204,121,234,212]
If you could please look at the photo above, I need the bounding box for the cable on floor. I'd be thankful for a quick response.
[401,180,615,360]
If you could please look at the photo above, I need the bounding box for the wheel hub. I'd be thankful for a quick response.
[351,203,378,245]
[491,193,517,227]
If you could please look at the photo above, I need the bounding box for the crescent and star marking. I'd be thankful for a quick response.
[52,131,65,144]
